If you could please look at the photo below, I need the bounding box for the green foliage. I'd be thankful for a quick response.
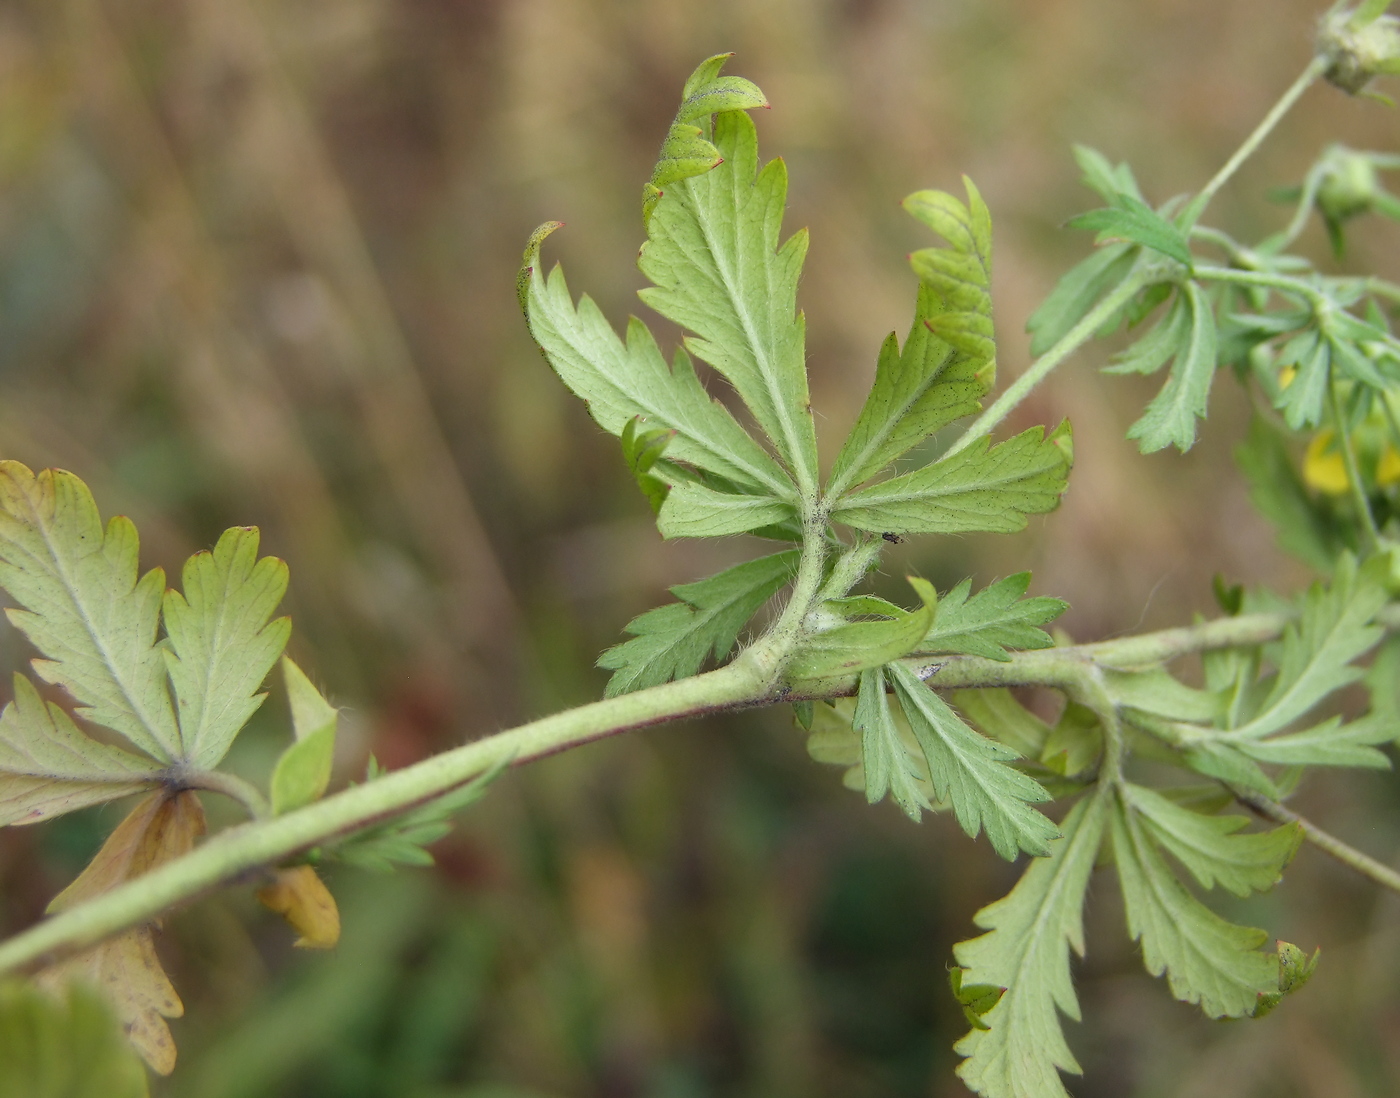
[887,663,1058,859]
[918,574,1067,661]
[0,980,149,1098]
[1110,787,1280,1018]
[0,464,291,823]
[599,552,797,696]
[269,659,339,816]
[321,755,512,873]
[953,793,1108,1098]
[830,423,1073,535]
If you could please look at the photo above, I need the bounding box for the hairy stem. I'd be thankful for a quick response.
[944,266,1157,458]
[0,656,777,977]
[1234,788,1400,895]
[1189,55,1328,228]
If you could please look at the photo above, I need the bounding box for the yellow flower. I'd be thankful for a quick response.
[1379,445,1400,487]
[1303,431,1351,494]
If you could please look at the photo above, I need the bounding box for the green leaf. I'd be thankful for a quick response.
[823,180,1002,498]
[854,666,931,821]
[526,269,792,496]
[161,527,291,768]
[1103,291,1189,376]
[1072,145,1143,204]
[1039,702,1102,777]
[1233,714,1394,768]
[1027,244,1137,357]
[655,481,796,538]
[950,967,1007,1031]
[638,109,820,493]
[827,284,985,495]
[954,792,1108,1098]
[269,659,338,816]
[832,424,1072,535]
[787,578,936,682]
[0,980,150,1098]
[0,463,180,763]
[1235,416,1346,573]
[1276,329,1330,430]
[620,416,676,513]
[1067,193,1194,267]
[919,574,1067,661]
[1103,667,1223,723]
[1125,280,1219,453]
[889,662,1057,859]
[952,688,1051,759]
[1121,782,1299,896]
[0,674,160,826]
[641,54,769,226]
[598,551,797,696]
[1253,940,1320,1018]
[1179,740,1279,799]
[326,754,512,873]
[1110,788,1277,1018]
[1225,554,1386,741]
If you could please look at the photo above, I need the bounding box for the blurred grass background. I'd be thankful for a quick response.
[1,0,1400,1095]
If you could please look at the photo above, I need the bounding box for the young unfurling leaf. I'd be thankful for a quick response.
[787,578,936,682]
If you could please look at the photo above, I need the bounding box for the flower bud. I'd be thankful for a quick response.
[1318,3,1400,95]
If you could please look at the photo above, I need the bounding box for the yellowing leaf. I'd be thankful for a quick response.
[0,674,160,826]
[256,865,341,949]
[40,790,206,1074]
[0,463,180,762]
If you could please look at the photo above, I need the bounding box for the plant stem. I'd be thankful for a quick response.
[943,266,1156,458]
[1189,56,1328,228]
[180,769,271,820]
[1330,374,1383,550]
[1233,787,1400,895]
[0,656,775,978]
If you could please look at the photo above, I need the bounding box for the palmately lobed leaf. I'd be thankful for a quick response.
[0,462,180,763]
[161,527,290,769]
[638,109,820,494]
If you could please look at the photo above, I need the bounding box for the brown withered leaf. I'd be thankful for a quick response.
[38,789,206,1075]
[256,865,341,949]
